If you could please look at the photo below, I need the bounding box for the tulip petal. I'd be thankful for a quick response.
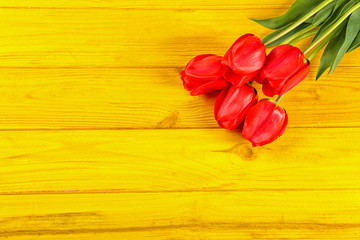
[231,37,267,75]
[215,84,258,130]
[223,68,256,87]
[242,100,287,147]
[190,78,229,96]
[181,73,205,91]
[263,45,304,89]
[242,99,273,141]
[214,87,230,129]
[262,80,280,97]
[277,110,288,137]
[223,34,254,67]
[180,72,195,91]
[223,34,266,75]
[253,71,265,84]
[185,54,225,80]
[252,104,287,146]
[278,59,310,95]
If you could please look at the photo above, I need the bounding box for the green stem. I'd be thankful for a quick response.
[307,40,328,61]
[281,25,317,45]
[304,2,360,55]
[307,29,341,61]
[264,0,335,46]
[275,95,285,103]
[288,29,318,45]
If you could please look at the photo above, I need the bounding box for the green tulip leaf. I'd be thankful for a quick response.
[304,16,315,24]
[347,31,360,52]
[261,23,311,47]
[251,0,324,29]
[334,0,350,11]
[316,29,346,80]
[312,2,336,26]
[329,8,360,73]
[261,24,290,45]
[312,0,358,44]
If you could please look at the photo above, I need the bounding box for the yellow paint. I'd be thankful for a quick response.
[0,0,360,239]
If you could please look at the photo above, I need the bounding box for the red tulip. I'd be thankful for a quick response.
[214,83,258,130]
[256,45,310,97]
[242,99,288,147]
[222,34,266,86]
[180,54,229,96]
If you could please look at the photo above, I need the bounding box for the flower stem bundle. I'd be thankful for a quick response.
[256,0,360,79]
[179,0,360,147]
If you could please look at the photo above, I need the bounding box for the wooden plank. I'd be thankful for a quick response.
[0,8,359,68]
[0,1,358,240]
[0,129,359,193]
[0,67,359,130]
[1,230,357,240]
[0,0,291,9]
[1,191,360,239]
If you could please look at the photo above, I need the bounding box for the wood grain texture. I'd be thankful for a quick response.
[0,130,360,239]
[0,67,359,129]
[1,191,360,239]
[1,0,360,239]
[0,129,359,193]
[0,7,359,69]
[0,0,292,9]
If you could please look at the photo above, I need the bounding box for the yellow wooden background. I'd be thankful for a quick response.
[1,0,360,239]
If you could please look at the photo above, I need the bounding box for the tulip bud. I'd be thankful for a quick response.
[214,83,258,130]
[258,45,310,97]
[242,99,288,147]
[222,34,266,86]
[180,54,229,96]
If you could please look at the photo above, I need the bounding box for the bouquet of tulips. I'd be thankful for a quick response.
[180,0,360,147]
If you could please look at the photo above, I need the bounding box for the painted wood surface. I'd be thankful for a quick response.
[0,0,359,239]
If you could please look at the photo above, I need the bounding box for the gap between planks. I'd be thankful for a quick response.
[0,66,358,69]
[0,6,289,11]
[2,222,360,236]
[0,126,358,131]
[2,188,360,196]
